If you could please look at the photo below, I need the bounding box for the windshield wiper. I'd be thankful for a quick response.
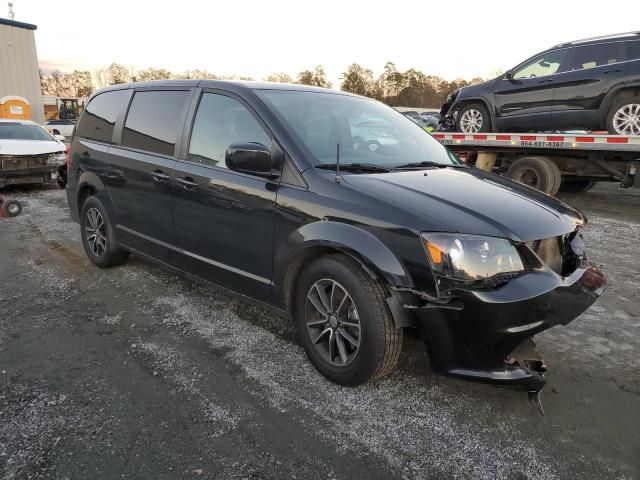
[316,162,391,173]
[395,160,468,170]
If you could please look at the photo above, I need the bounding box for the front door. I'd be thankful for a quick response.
[171,91,279,303]
[551,42,627,130]
[107,88,192,263]
[494,48,573,131]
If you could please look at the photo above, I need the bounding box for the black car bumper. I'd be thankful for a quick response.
[410,264,607,391]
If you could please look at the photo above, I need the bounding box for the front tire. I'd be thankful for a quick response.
[456,103,491,133]
[294,254,402,386]
[80,196,129,268]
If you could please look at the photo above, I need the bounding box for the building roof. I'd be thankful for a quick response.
[0,17,37,30]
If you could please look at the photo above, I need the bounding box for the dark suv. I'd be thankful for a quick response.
[441,32,640,134]
[67,80,606,392]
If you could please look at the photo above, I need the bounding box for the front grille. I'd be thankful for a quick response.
[526,236,563,274]
[1,154,49,171]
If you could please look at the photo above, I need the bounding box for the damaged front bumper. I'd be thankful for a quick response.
[407,263,607,392]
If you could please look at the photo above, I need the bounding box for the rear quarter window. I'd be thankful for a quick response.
[76,90,132,143]
[626,40,640,61]
[121,90,191,156]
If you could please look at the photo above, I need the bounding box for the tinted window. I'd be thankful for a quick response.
[626,40,640,60]
[570,43,623,70]
[188,93,270,168]
[122,90,190,156]
[513,49,571,79]
[76,90,131,143]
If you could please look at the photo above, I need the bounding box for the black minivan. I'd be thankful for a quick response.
[67,80,606,392]
[442,32,640,134]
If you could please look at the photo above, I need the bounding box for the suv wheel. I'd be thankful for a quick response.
[456,103,491,133]
[80,196,129,268]
[506,156,561,195]
[294,254,402,386]
[606,97,640,135]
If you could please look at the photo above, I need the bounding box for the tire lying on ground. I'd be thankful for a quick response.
[505,156,561,195]
[294,253,403,386]
[1,199,22,217]
[559,179,596,193]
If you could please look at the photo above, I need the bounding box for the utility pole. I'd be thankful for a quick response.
[8,2,15,20]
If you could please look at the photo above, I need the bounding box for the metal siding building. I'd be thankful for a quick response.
[0,18,44,124]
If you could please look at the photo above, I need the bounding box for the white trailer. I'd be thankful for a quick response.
[431,132,640,194]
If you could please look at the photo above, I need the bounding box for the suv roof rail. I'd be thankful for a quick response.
[553,31,640,48]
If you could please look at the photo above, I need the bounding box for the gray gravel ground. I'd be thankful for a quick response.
[0,182,638,479]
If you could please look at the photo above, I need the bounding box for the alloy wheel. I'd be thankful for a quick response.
[305,279,361,366]
[613,104,640,135]
[459,109,484,133]
[85,207,107,257]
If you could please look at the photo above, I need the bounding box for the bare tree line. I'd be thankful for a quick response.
[40,62,485,108]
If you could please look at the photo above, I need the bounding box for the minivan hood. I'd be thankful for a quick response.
[0,139,64,156]
[343,168,585,241]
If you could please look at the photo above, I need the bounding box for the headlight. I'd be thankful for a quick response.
[422,233,524,288]
[445,90,459,103]
[47,152,66,166]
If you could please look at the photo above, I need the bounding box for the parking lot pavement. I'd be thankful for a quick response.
[0,183,638,479]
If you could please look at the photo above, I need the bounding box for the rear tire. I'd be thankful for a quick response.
[456,103,491,133]
[506,156,561,195]
[606,96,640,135]
[294,254,403,386]
[559,179,596,193]
[80,196,129,268]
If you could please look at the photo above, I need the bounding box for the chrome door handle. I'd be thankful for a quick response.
[176,177,198,189]
[150,170,170,182]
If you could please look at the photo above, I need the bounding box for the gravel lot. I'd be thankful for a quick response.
[0,182,638,479]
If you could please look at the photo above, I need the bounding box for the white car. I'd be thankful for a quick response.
[0,119,68,187]
[44,119,76,137]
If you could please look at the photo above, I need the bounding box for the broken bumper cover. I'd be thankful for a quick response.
[411,263,607,391]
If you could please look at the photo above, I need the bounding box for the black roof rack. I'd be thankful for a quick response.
[552,31,639,48]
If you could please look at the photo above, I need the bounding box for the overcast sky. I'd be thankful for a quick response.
[4,0,639,86]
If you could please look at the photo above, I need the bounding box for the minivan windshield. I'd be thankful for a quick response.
[256,90,460,169]
[0,123,53,141]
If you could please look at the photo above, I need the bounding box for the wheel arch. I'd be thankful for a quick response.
[600,84,640,122]
[76,171,109,218]
[273,221,413,313]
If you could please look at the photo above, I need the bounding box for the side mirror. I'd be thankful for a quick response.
[54,134,66,142]
[504,71,514,80]
[225,142,279,178]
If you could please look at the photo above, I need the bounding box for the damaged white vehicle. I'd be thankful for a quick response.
[0,119,68,188]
